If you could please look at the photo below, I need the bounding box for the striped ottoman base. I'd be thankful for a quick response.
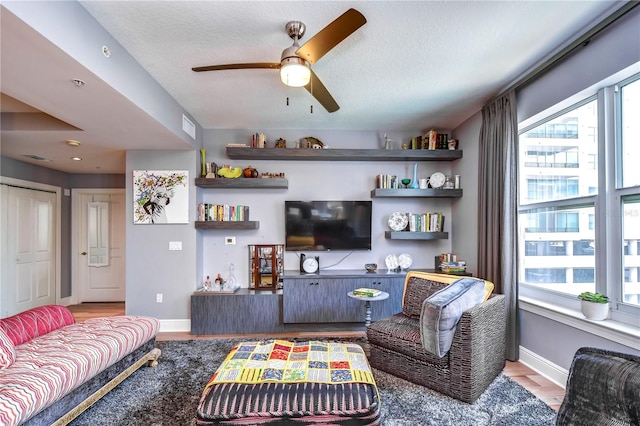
[195,342,381,425]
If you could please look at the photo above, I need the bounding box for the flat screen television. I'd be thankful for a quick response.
[285,200,372,251]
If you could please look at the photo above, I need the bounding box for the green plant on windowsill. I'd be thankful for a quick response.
[577,291,609,303]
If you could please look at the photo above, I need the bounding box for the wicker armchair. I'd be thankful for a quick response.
[366,272,506,403]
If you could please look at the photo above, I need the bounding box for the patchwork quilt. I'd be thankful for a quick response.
[197,340,380,425]
[206,340,376,388]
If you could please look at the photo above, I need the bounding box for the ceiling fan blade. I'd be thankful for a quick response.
[305,70,339,113]
[192,62,281,72]
[295,8,366,64]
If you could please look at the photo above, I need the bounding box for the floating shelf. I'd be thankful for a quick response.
[195,221,259,230]
[195,178,288,189]
[371,188,462,198]
[384,231,448,240]
[226,147,462,161]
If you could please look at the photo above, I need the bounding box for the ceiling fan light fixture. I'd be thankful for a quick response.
[280,56,310,87]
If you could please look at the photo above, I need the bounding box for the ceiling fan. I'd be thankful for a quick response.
[191,8,366,113]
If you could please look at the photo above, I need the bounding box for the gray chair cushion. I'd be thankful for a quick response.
[420,278,485,358]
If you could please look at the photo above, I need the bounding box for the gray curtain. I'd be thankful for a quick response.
[477,91,519,361]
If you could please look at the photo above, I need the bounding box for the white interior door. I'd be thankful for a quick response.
[1,185,56,317]
[77,192,125,302]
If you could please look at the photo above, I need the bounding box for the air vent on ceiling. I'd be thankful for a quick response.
[24,154,52,162]
[182,114,196,140]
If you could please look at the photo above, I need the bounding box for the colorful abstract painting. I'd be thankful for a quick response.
[133,170,188,224]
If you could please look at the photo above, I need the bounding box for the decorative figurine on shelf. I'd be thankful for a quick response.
[243,166,259,178]
[203,275,212,291]
[214,273,224,290]
[200,149,207,178]
[275,138,286,148]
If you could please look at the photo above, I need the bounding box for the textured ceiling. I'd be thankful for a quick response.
[1,1,622,173]
[78,1,618,131]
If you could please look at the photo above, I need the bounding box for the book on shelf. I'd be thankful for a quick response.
[407,212,445,232]
[197,203,250,222]
[352,288,382,297]
[375,174,399,189]
[251,133,266,148]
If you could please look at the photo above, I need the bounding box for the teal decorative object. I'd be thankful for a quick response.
[409,163,420,189]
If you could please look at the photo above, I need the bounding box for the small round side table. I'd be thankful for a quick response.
[347,291,390,327]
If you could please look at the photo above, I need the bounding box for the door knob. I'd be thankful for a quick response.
[81,252,87,255]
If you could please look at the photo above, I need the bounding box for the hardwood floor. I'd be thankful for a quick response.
[66,302,565,410]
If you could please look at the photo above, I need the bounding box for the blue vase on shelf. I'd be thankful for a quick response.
[409,163,420,189]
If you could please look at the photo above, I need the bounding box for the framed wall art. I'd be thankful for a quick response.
[133,170,189,224]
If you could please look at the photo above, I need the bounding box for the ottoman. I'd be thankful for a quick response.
[196,340,381,425]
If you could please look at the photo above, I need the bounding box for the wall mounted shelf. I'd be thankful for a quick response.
[195,178,288,189]
[371,188,462,198]
[226,147,462,162]
[195,221,259,230]
[385,231,448,240]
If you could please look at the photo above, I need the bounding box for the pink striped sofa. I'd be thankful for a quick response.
[0,305,160,426]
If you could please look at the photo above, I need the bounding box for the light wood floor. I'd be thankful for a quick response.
[67,302,565,410]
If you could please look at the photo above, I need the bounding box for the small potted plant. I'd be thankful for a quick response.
[578,291,609,320]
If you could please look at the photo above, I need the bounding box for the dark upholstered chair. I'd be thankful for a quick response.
[366,271,506,403]
[556,347,640,426]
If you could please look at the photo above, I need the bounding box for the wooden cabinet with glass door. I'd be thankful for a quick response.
[248,244,284,290]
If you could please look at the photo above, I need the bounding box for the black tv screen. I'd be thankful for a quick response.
[285,201,372,251]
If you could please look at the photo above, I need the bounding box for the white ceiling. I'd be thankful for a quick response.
[0,1,621,174]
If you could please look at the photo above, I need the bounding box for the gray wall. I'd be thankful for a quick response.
[125,150,197,319]
[520,310,639,369]
[199,129,460,287]
[450,112,482,274]
[0,156,124,298]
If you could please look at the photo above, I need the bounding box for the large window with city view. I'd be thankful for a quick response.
[518,74,640,324]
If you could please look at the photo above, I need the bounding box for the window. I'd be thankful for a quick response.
[622,197,640,307]
[518,74,640,325]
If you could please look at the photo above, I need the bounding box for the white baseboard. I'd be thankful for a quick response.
[518,346,568,389]
[159,319,191,333]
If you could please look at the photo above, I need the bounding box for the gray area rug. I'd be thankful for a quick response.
[70,338,557,425]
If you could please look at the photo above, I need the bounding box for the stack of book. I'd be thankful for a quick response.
[409,130,450,150]
[408,212,445,232]
[197,204,250,222]
[375,174,399,189]
[251,133,267,148]
[352,288,382,297]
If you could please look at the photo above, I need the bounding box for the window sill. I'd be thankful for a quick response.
[519,297,640,349]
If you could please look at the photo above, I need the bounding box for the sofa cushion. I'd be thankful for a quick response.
[0,315,159,426]
[0,305,75,346]
[366,313,450,368]
[420,278,486,358]
[402,272,494,319]
[0,328,15,369]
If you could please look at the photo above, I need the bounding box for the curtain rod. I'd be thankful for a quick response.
[488,1,639,104]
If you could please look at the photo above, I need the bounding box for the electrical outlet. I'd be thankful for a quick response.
[156,293,163,303]
[225,236,236,245]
